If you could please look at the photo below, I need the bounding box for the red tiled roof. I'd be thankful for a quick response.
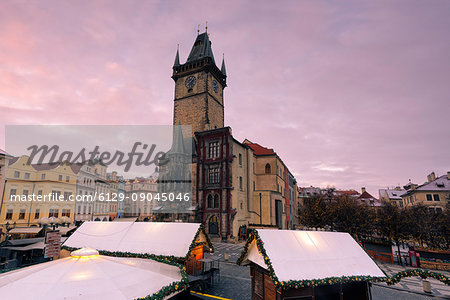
[336,190,359,196]
[358,191,376,200]
[244,141,276,156]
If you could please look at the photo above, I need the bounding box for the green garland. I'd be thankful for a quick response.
[136,281,188,300]
[386,269,450,285]
[62,245,185,268]
[184,224,214,262]
[237,229,450,290]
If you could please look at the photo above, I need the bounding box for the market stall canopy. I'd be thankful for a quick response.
[63,222,212,258]
[9,227,43,234]
[57,226,77,235]
[2,241,45,251]
[112,217,138,222]
[0,248,186,300]
[238,229,386,283]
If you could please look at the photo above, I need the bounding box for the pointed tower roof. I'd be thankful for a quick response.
[171,118,185,154]
[221,54,227,77]
[186,32,215,64]
[173,45,180,67]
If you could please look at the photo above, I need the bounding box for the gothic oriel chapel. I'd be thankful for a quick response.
[168,29,297,241]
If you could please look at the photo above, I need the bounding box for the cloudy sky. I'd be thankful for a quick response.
[1,0,449,196]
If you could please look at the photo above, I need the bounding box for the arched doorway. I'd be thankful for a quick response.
[208,215,219,235]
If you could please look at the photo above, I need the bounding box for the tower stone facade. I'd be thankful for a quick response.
[172,32,227,135]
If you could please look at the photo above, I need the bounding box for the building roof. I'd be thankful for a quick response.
[187,32,215,64]
[379,188,406,200]
[358,191,376,200]
[63,222,212,258]
[243,140,276,156]
[335,190,360,197]
[0,250,185,300]
[0,149,12,157]
[238,229,386,284]
[405,174,450,194]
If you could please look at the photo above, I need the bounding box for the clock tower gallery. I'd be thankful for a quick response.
[172,31,227,134]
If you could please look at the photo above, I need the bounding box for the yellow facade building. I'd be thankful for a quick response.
[401,172,450,212]
[0,155,77,239]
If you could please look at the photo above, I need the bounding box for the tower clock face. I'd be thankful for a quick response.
[212,80,219,93]
[185,76,196,88]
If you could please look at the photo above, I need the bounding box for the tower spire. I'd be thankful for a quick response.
[221,53,227,77]
[173,44,180,67]
[205,21,208,33]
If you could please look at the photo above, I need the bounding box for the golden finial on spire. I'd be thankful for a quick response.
[205,21,208,33]
[197,24,200,35]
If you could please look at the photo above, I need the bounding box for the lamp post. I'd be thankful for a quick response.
[259,193,262,225]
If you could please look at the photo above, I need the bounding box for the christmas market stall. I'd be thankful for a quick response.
[0,248,189,300]
[62,221,213,275]
[237,229,387,300]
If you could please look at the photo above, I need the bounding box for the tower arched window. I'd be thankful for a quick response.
[265,163,271,174]
[213,194,219,208]
[207,194,213,208]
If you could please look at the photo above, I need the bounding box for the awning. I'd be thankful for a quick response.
[188,206,197,211]
[9,227,43,234]
[113,217,138,222]
[153,206,162,211]
[3,241,45,251]
[57,226,77,235]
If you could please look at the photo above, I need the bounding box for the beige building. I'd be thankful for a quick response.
[0,155,77,239]
[401,172,450,212]
[379,187,406,207]
[125,176,158,220]
[92,161,110,221]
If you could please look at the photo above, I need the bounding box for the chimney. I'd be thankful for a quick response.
[361,187,366,194]
[427,172,436,183]
[447,171,450,180]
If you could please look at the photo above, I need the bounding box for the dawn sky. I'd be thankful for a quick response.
[1,0,449,196]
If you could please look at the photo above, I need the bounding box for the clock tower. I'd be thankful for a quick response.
[172,31,227,135]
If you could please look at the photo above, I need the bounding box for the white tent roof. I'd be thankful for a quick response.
[241,229,386,282]
[63,222,208,258]
[0,250,184,300]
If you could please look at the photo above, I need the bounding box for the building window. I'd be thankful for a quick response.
[35,209,40,219]
[207,194,213,208]
[426,194,432,201]
[49,209,59,218]
[239,176,243,190]
[41,173,46,180]
[66,176,70,182]
[24,172,30,179]
[14,171,20,178]
[64,192,71,200]
[433,194,440,201]
[253,181,255,191]
[59,175,63,181]
[5,209,13,220]
[265,163,271,174]
[208,141,220,158]
[10,188,17,197]
[23,190,29,199]
[208,167,220,184]
[213,194,219,208]
[19,209,25,219]
[52,190,61,200]
[238,153,242,166]
[62,209,70,217]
